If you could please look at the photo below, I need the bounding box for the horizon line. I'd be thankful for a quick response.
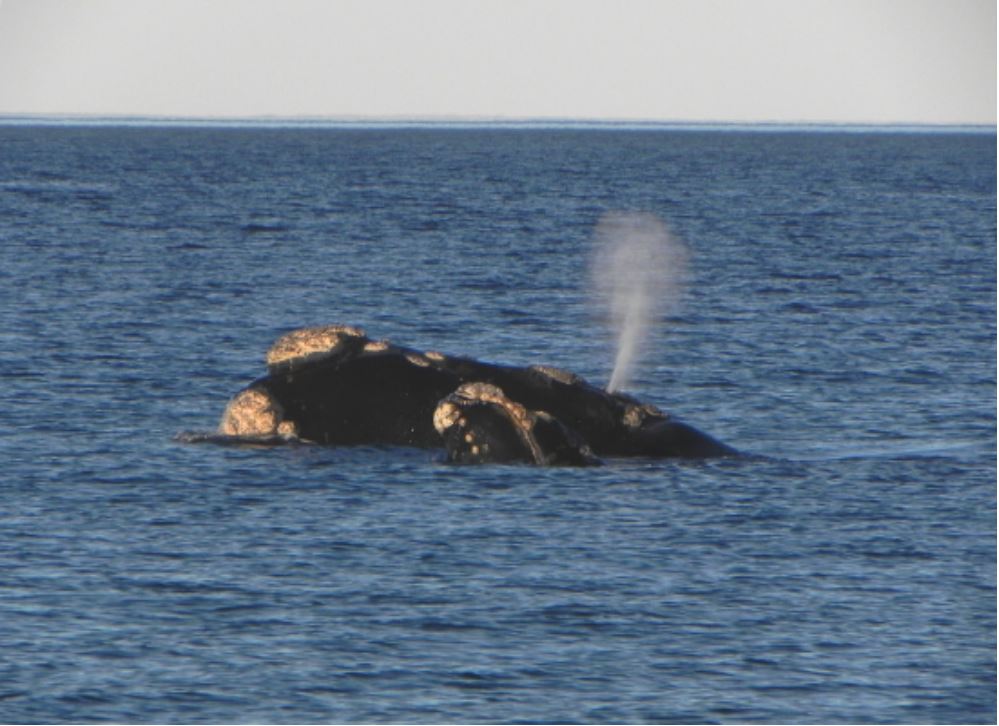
[0,112,994,133]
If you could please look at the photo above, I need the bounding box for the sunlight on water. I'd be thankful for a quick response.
[590,212,689,393]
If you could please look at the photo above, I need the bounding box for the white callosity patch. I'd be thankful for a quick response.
[622,402,667,429]
[405,352,431,367]
[432,400,462,435]
[218,387,287,437]
[265,324,366,373]
[529,364,583,386]
[362,340,391,353]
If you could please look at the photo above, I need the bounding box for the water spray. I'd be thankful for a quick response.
[590,212,689,393]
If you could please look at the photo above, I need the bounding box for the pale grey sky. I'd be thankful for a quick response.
[0,0,994,124]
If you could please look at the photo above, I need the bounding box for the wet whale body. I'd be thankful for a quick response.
[217,324,737,465]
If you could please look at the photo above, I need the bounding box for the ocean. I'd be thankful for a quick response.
[0,122,995,723]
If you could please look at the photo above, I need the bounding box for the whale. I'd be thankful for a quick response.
[434,382,601,466]
[215,324,738,464]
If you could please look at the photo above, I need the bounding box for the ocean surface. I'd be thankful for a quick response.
[0,123,995,724]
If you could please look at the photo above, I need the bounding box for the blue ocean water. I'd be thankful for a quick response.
[0,123,995,724]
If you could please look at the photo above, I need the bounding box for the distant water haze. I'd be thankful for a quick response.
[590,212,690,393]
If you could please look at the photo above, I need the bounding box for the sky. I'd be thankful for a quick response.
[0,0,994,125]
